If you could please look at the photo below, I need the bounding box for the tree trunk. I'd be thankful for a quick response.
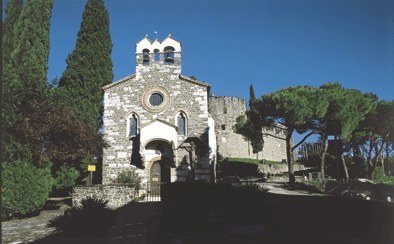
[384,143,391,175]
[352,145,361,157]
[366,140,386,179]
[367,140,374,179]
[341,155,349,180]
[371,142,386,178]
[320,135,328,180]
[385,142,390,159]
[286,128,295,188]
[367,158,373,179]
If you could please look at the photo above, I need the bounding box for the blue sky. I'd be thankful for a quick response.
[4,0,394,102]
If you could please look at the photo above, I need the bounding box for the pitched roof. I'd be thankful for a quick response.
[162,34,182,47]
[179,75,210,87]
[136,35,152,44]
[102,74,135,91]
[102,74,210,91]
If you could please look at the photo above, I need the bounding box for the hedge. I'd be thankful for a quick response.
[2,160,54,219]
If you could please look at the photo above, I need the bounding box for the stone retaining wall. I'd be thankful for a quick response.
[73,185,136,209]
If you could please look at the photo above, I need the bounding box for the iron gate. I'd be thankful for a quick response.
[145,181,161,202]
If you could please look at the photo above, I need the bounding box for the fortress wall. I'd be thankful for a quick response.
[208,96,287,162]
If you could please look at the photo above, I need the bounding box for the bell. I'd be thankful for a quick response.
[143,54,149,62]
[165,54,174,63]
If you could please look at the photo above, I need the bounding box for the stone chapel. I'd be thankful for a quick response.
[101,35,287,186]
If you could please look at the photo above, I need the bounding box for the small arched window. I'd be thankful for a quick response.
[154,49,160,62]
[164,46,175,64]
[129,114,138,137]
[142,49,150,65]
[177,112,186,135]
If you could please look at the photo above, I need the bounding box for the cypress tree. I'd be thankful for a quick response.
[235,85,264,155]
[4,0,54,163]
[2,0,23,72]
[2,0,55,219]
[10,0,54,110]
[2,0,23,130]
[58,0,114,130]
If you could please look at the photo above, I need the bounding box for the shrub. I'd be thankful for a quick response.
[228,157,281,165]
[218,160,259,177]
[2,160,54,219]
[53,164,79,195]
[373,166,394,185]
[113,169,141,189]
[295,180,325,193]
[47,197,117,237]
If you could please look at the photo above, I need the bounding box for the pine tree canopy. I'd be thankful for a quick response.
[319,82,378,139]
[260,85,329,133]
[58,0,114,130]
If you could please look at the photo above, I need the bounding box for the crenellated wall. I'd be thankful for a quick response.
[208,96,287,162]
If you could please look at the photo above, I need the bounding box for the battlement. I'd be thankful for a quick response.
[208,95,287,162]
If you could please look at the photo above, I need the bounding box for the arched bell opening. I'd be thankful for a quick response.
[163,46,175,64]
[154,49,160,62]
[142,48,150,65]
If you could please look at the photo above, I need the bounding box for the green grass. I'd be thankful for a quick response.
[373,166,394,185]
[227,157,282,165]
[373,175,394,185]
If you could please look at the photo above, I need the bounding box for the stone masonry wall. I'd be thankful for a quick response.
[73,185,136,209]
[208,96,287,162]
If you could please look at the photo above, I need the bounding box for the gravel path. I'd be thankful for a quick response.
[2,204,69,244]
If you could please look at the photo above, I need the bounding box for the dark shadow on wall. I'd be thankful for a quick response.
[175,155,192,182]
[130,133,144,169]
[176,127,212,182]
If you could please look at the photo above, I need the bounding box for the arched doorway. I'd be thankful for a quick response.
[150,160,171,195]
[145,140,174,197]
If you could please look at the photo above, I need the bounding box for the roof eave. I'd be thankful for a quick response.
[179,74,210,88]
[102,74,136,91]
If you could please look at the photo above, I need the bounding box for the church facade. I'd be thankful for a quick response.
[101,35,287,186]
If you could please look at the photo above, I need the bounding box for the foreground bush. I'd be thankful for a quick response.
[48,197,117,237]
[113,168,141,189]
[2,160,54,219]
[217,159,259,177]
[295,180,326,193]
